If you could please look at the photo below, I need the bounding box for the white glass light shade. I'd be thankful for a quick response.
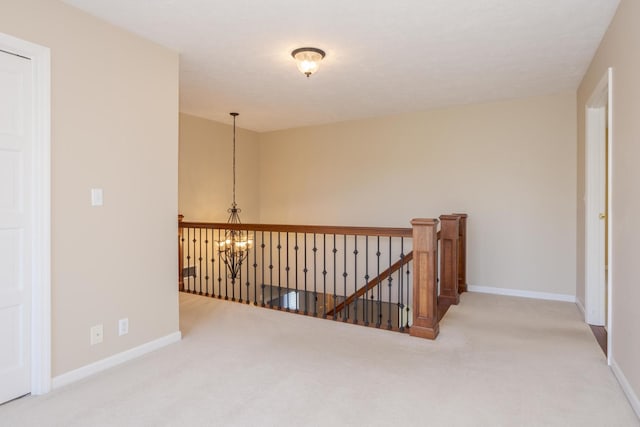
[291,47,326,77]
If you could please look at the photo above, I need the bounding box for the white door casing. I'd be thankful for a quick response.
[0,49,32,404]
[0,32,51,398]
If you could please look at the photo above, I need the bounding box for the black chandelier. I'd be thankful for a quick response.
[217,112,253,282]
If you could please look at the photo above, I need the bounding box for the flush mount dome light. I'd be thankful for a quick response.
[291,47,326,78]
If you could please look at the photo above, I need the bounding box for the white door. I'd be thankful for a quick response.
[585,69,612,330]
[0,49,32,404]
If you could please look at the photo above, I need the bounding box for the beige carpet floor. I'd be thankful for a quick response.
[1,292,638,426]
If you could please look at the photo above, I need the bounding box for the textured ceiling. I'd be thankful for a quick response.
[63,0,620,132]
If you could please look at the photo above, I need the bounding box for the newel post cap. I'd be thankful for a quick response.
[411,218,439,226]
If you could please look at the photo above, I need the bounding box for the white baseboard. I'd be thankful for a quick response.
[52,331,182,389]
[467,285,576,303]
[575,298,586,316]
[610,358,640,420]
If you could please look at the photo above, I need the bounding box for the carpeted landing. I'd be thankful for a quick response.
[1,292,638,426]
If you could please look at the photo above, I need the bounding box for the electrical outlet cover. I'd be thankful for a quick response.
[90,324,103,345]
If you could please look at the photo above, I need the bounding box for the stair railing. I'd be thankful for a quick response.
[177,214,467,339]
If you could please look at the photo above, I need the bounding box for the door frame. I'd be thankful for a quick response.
[0,32,51,395]
[584,67,613,362]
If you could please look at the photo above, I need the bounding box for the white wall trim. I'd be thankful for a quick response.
[467,285,576,303]
[0,32,52,396]
[606,68,614,366]
[575,298,586,316]
[52,332,182,390]
[610,358,640,420]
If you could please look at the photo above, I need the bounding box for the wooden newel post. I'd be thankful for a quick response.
[439,215,460,305]
[452,213,468,293]
[410,218,439,340]
[178,214,184,292]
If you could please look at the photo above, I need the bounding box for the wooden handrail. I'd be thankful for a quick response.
[326,251,414,317]
[179,220,412,238]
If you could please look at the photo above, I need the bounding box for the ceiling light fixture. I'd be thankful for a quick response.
[217,112,253,283]
[291,47,326,78]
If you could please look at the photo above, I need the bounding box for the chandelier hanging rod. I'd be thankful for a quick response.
[230,112,239,212]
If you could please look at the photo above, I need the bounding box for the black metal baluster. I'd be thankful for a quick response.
[303,233,308,315]
[269,232,274,308]
[192,231,198,294]
[224,237,229,300]
[235,253,240,302]
[238,235,243,303]
[209,229,216,298]
[322,234,327,318]
[261,231,266,307]
[186,228,191,293]
[371,293,375,325]
[190,227,195,293]
[184,228,189,293]
[217,229,222,298]
[223,228,229,300]
[205,229,209,296]
[353,235,358,324]
[234,239,240,302]
[376,236,381,328]
[313,233,318,317]
[294,233,299,314]
[231,227,237,301]
[198,228,203,295]
[180,229,185,292]
[332,234,337,320]
[406,258,411,330]
[398,237,405,332]
[251,229,256,305]
[192,229,198,293]
[277,232,282,310]
[342,235,347,322]
[364,236,369,326]
[387,237,393,330]
[243,229,250,304]
[285,232,290,312]
[397,258,403,331]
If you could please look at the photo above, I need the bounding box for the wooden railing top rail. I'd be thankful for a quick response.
[179,219,413,238]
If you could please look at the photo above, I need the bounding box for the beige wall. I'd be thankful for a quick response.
[259,93,577,297]
[179,113,260,222]
[1,0,179,376]
[577,0,640,410]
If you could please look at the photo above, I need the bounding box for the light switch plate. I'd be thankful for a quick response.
[91,188,103,206]
[118,318,129,336]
